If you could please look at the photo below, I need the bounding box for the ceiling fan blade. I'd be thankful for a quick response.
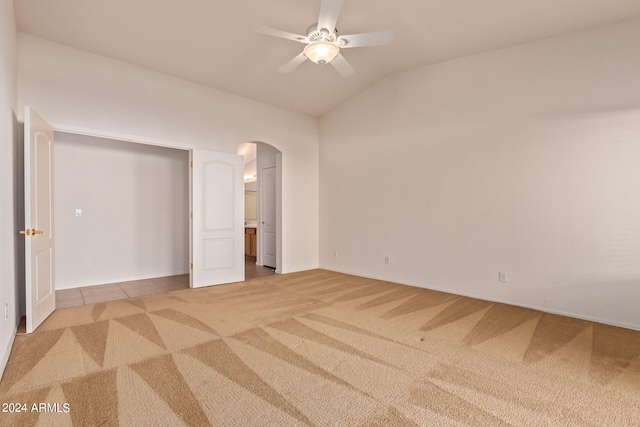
[318,0,343,33]
[330,53,355,77]
[277,52,308,74]
[254,25,308,43]
[337,30,394,48]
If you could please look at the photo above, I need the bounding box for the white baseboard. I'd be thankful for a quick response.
[0,321,19,382]
[55,270,191,290]
[320,266,640,332]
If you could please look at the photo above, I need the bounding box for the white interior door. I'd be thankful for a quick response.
[23,107,56,333]
[260,165,277,268]
[191,149,244,287]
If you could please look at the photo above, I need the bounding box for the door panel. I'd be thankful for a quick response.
[35,249,53,300]
[24,107,56,333]
[203,238,235,269]
[192,149,244,287]
[261,165,277,268]
[204,161,234,229]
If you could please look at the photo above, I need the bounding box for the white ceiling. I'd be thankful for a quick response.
[14,0,640,117]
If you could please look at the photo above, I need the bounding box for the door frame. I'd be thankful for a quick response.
[44,123,247,290]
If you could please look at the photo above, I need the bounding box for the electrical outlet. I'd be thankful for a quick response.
[4,303,8,320]
[499,271,508,283]
[384,256,390,265]
[85,259,92,268]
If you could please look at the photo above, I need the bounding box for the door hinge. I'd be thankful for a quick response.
[189,161,193,168]
[190,212,193,219]
[190,263,193,269]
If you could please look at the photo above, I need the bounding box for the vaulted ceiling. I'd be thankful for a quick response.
[14,0,640,117]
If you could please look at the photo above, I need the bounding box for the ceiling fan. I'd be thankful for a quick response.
[255,0,394,77]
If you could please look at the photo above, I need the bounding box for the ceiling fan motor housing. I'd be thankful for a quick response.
[306,24,338,42]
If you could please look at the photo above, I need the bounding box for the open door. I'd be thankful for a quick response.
[259,164,277,268]
[191,149,244,287]
[22,107,55,333]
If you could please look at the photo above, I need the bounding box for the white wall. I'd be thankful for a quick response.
[0,0,18,377]
[17,34,320,275]
[54,132,189,289]
[320,19,640,329]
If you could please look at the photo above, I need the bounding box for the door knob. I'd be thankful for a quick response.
[19,228,44,236]
[261,221,265,224]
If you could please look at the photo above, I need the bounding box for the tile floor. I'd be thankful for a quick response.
[244,259,277,280]
[55,260,275,309]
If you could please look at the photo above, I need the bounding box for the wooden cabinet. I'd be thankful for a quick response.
[244,227,257,259]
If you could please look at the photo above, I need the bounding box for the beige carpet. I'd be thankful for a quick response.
[1,269,639,426]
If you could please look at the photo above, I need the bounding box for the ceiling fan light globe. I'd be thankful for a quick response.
[304,41,340,65]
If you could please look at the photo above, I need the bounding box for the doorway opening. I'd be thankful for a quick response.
[237,141,282,274]
[53,135,281,307]
[53,131,190,298]
[23,112,260,328]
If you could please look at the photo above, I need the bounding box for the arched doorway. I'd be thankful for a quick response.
[237,141,282,278]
